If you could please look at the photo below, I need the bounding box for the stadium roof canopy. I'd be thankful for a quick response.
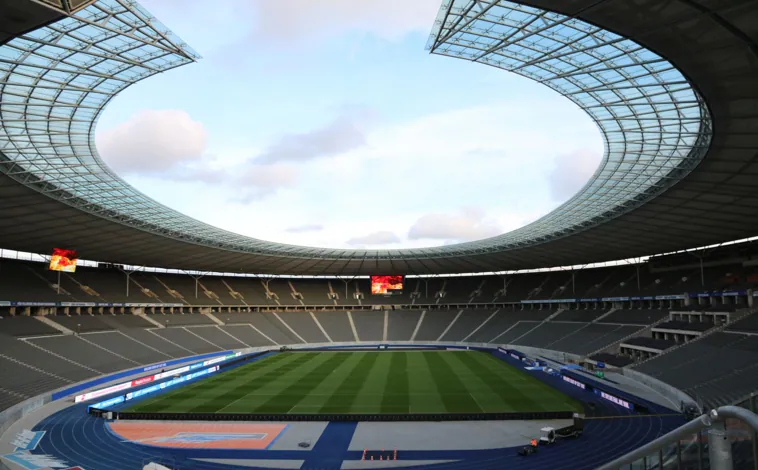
[0,0,756,275]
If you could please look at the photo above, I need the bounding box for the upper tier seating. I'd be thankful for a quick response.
[602,309,668,324]
[655,320,713,332]
[555,309,610,322]
[1,255,756,305]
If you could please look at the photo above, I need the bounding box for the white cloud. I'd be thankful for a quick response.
[347,231,402,246]
[548,148,603,202]
[97,110,207,174]
[99,107,374,202]
[120,100,601,249]
[255,107,375,164]
[233,164,300,202]
[138,1,251,55]
[408,207,502,242]
[285,224,324,233]
[251,0,441,43]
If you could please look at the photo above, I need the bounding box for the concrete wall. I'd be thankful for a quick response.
[622,367,699,412]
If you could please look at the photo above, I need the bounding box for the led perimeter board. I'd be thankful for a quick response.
[371,275,404,295]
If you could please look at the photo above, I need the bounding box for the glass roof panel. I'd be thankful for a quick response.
[0,0,711,261]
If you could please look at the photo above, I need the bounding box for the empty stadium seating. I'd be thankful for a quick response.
[623,337,678,351]
[0,315,59,337]
[602,309,668,324]
[555,308,610,322]
[386,310,422,341]
[727,314,758,333]
[0,260,756,418]
[2,307,657,412]
[313,311,355,342]
[352,311,385,341]
[48,315,114,333]
[633,331,758,408]
[2,253,758,307]
[656,320,713,332]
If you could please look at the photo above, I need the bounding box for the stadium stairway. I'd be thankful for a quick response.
[508,309,565,344]
[587,313,671,359]
[590,307,618,323]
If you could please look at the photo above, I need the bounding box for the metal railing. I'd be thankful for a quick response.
[597,405,758,470]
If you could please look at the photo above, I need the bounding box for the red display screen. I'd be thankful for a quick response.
[49,248,78,273]
[371,275,404,295]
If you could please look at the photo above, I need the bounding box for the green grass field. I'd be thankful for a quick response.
[126,351,582,415]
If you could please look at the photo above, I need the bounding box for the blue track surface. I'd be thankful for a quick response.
[24,350,686,470]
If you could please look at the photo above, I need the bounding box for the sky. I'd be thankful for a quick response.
[95,0,604,250]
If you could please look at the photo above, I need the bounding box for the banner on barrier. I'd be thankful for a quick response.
[521,298,573,304]
[124,365,219,403]
[144,362,167,372]
[0,301,184,308]
[75,352,240,403]
[562,375,586,389]
[598,390,633,410]
[74,381,133,403]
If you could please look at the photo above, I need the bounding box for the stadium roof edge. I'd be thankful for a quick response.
[4,235,757,280]
[0,0,757,275]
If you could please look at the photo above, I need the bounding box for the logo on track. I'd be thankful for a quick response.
[12,430,46,451]
[135,432,268,444]
[1,451,71,470]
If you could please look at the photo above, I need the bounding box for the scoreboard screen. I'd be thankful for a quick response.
[49,248,78,273]
[371,275,404,295]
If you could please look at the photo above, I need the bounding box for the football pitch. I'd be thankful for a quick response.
[126,351,583,415]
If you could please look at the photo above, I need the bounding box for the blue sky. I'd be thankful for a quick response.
[95,0,603,249]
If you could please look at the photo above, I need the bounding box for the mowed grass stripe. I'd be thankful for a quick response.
[381,352,409,413]
[318,352,380,413]
[124,351,581,415]
[290,352,367,413]
[406,352,445,413]
[218,353,339,413]
[472,352,582,412]
[352,352,392,413]
[440,353,514,413]
[185,352,321,413]
[448,351,542,412]
[128,353,296,412]
[421,352,482,413]
[248,353,352,413]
